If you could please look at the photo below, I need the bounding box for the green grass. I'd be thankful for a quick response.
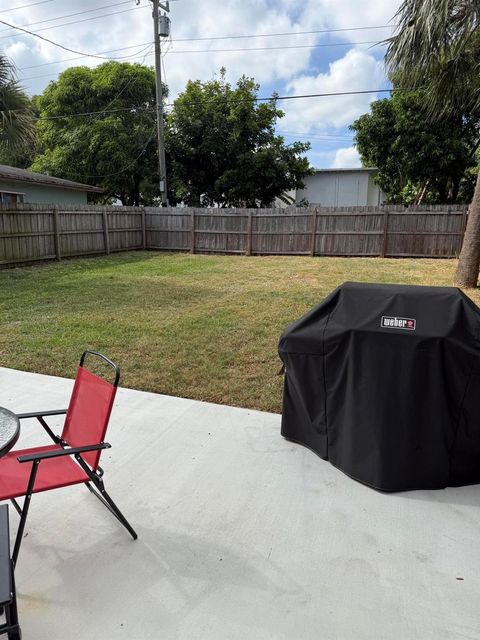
[0,252,476,413]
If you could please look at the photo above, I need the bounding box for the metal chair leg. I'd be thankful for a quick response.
[5,564,21,640]
[85,482,138,540]
[12,461,39,568]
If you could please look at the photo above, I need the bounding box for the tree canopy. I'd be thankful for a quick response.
[32,61,160,205]
[351,91,478,204]
[385,0,480,286]
[165,69,311,207]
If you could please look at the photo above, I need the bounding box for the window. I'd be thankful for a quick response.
[0,192,24,204]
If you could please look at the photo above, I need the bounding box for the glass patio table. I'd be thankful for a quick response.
[0,408,20,458]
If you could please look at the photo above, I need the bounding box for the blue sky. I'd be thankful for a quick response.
[0,0,401,168]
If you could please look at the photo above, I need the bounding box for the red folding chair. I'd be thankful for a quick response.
[0,351,137,567]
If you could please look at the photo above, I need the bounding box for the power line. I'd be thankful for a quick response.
[1,0,55,12]
[19,47,156,81]
[0,5,149,42]
[166,40,384,55]
[87,43,154,124]
[279,132,354,140]
[83,126,157,179]
[15,24,395,72]
[29,88,394,122]
[19,42,153,70]
[35,105,151,121]
[258,89,392,104]
[19,39,387,83]
[0,1,134,33]
[54,125,157,181]
[0,16,142,60]
[171,24,395,43]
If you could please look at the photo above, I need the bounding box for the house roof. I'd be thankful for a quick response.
[0,164,104,193]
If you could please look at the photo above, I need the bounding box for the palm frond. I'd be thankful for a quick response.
[385,0,480,119]
[0,54,34,152]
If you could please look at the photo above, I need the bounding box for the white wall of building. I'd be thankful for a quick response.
[296,169,385,207]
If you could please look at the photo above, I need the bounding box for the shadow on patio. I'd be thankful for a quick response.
[0,366,479,639]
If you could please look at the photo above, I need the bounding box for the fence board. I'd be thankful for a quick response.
[0,203,469,267]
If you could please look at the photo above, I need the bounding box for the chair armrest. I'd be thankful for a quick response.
[16,410,67,420]
[18,442,111,463]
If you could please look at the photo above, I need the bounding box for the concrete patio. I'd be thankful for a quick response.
[0,365,479,639]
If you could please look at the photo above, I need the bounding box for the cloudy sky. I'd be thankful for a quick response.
[0,0,402,168]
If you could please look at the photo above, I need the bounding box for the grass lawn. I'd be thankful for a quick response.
[0,251,477,413]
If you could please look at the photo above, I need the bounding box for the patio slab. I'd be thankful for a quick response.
[0,366,479,640]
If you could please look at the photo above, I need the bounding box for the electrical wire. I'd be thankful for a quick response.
[29,88,395,122]
[1,0,55,12]
[18,39,386,83]
[86,43,154,124]
[87,128,157,179]
[0,1,134,34]
[165,40,384,55]
[0,15,145,60]
[0,5,150,42]
[19,46,155,81]
[11,22,395,80]
[279,133,354,140]
[172,24,395,43]
[19,42,154,70]
[17,24,396,72]
[59,125,157,180]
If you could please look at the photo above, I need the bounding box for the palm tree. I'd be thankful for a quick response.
[385,0,480,287]
[0,54,34,155]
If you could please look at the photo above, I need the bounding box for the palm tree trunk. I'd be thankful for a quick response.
[455,171,480,288]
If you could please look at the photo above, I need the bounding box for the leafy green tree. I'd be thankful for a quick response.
[0,54,35,161]
[385,0,480,286]
[165,69,311,207]
[32,62,161,205]
[351,91,478,204]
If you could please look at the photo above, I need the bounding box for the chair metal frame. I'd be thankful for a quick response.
[0,506,20,640]
[6,351,137,567]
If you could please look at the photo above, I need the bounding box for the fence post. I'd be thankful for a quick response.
[380,209,389,257]
[102,207,110,255]
[141,207,147,250]
[310,207,318,256]
[190,209,195,254]
[52,205,61,261]
[246,211,253,256]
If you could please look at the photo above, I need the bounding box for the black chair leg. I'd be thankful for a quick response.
[12,461,39,568]
[85,482,138,540]
[5,565,21,640]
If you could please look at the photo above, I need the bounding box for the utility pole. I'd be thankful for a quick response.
[151,0,170,206]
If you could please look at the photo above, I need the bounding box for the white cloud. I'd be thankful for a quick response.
[0,0,401,98]
[281,48,385,132]
[1,0,322,97]
[0,0,401,164]
[331,146,361,168]
[299,0,401,42]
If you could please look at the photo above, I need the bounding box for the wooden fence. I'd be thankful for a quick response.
[0,203,468,267]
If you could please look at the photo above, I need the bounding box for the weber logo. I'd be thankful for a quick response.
[381,316,416,331]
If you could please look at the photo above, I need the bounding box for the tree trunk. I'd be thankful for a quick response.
[450,176,460,203]
[455,171,480,288]
[133,178,140,207]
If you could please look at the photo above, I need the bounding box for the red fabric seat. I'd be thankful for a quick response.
[1,350,137,566]
[0,445,89,501]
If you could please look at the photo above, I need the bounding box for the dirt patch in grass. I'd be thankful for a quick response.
[0,252,474,413]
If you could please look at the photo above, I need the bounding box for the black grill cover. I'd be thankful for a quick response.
[278,282,480,492]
